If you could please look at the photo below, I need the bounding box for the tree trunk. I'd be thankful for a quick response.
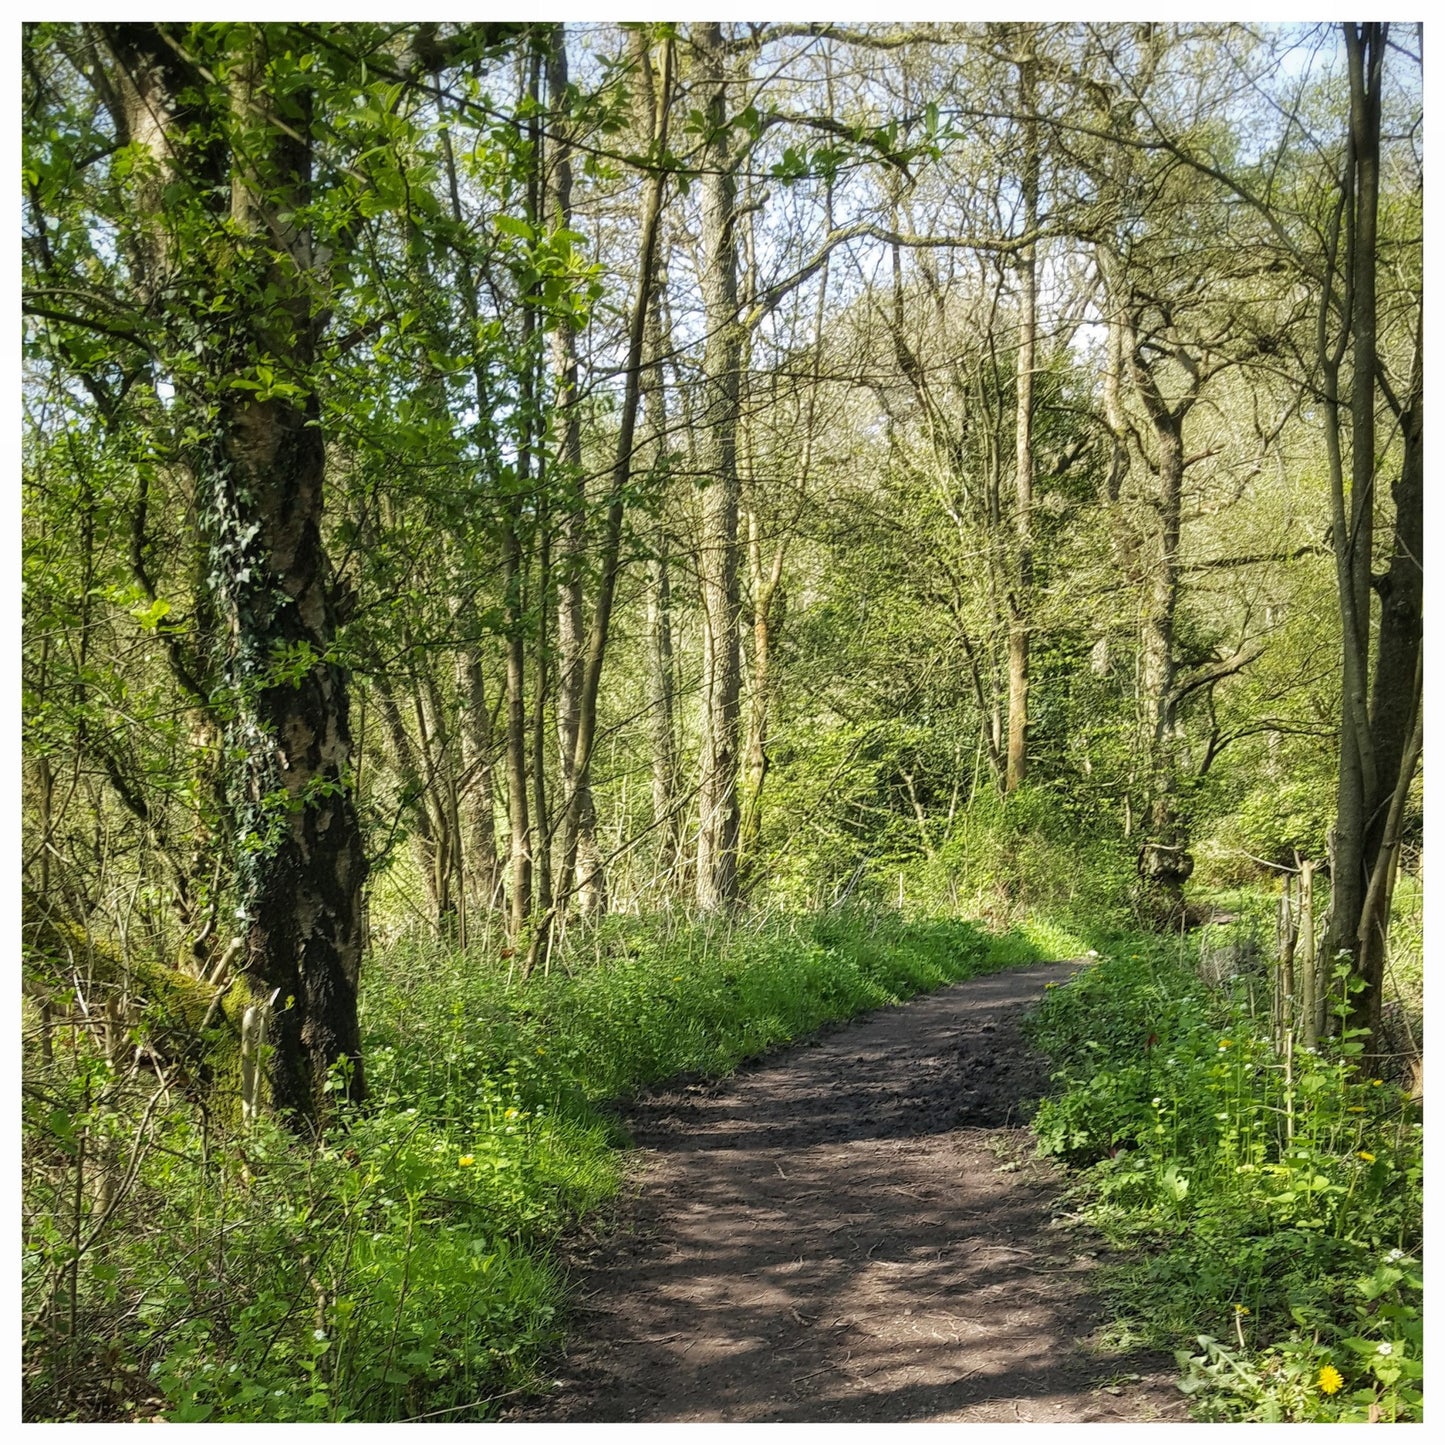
[1119,298,1197,922]
[548,23,605,917]
[1005,42,1038,795]
[501,43,544,945]
[739,509,785,885]
[412,662,459,931]
[373,675,445,924]
[531,509,554,923]
[502,518,532,940]
[1325,23,1423,1052]
[99,24,368,1123]
[437,94,515,929]
[692,21,744,913]
[641,267,681,879]
[546,27,672,925]
[456,638,502,917]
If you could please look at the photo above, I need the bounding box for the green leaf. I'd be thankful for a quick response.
[494,214,533,240]
[130,596,173,631]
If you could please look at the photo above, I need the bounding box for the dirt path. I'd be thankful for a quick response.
[511,961,1187,1424]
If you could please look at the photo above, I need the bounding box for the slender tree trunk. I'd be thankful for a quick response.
[437,98,511,926]
[1136,441,1189,916]
[692,21,743,913]
[544,28,672,926]
[547,24,605,916]
[501,43,544,944]
[739,509,785,884]
[531,507,554,922]
[1005,41,1038,795]
[502,518,532,940]
[412,663,458,930]
[646,543,681,875]
[373,676,444,924]
[641,266,681,877]
[456,639,502,915]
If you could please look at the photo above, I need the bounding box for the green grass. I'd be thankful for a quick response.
[23,907,1016,1422]
[36,878,1417,1425]
[1025,931,1423,1422]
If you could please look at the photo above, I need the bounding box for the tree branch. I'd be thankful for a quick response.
[1170,641,1265,708]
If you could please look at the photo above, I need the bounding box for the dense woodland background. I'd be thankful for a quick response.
[21,21,1421,1423]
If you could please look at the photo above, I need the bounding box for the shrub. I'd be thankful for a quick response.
[1027,941,1423,1422]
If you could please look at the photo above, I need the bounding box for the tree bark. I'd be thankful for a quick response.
[98,24,368,1122]
[641,266,681,878]
[500,42,545,944]
[1005,40,1038,795]
[373,674,445,925]
[545,27,672,926]
[547,23,605,917]
[739,509,784,886]
[501,517,532,940]
[1325,23,1422,1051]
[692,21,744,913]
[1114,291,1199,922]
[455,638,502,916]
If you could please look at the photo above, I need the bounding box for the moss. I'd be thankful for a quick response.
[23,897,245,1098]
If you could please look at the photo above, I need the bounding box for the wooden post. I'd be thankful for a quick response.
[1299,858,1318,1049]
[1276,875,1297,1049]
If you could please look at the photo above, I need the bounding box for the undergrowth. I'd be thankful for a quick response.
[1027,933,1423,1423]
[23,907,1009,1422]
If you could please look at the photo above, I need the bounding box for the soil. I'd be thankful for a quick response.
[508,960,1188,1424]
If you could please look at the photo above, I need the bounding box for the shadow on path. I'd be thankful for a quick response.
[511,961,1186,1424]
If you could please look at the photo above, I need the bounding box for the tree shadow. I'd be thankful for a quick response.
[514,961,1181,1423]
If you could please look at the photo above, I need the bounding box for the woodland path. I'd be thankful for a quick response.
[510,960,1188,1424]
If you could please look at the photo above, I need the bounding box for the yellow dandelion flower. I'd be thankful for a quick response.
[1370,1078,1384,1087]
[1218,1040,1231,1050]
[1317,1364,1344,1395]
[504,1108,520,1119]
[1358,1150,1376,1163]
[1234,1304,1251,1315]
[458,1155,476,1167]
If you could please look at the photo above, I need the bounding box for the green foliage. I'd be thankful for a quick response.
[20,16,1425,1431]
[1217,779,1334,872]
[23,907,1000,1421]
[1027,939,1423,1422]
[365,910,994,1110]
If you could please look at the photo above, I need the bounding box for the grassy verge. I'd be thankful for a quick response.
[1025,930,1423,1423]
[25,907,1029,1422]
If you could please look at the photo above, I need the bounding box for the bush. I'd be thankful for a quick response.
[1027,941,1423,1422]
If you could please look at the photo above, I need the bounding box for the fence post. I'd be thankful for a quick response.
[1299,858,1318,1049]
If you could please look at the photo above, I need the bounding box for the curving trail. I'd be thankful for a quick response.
[511,960,1186,1424]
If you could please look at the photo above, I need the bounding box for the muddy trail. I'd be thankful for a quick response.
[509,960,1186,1424]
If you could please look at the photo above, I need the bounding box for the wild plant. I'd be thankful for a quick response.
[1028,942,1423,1422]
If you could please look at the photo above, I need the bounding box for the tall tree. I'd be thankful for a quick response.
[690,21,746,912]
[51,24,371,1120]
[1323,24,1422,1043]
[1005,27,1040,794]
